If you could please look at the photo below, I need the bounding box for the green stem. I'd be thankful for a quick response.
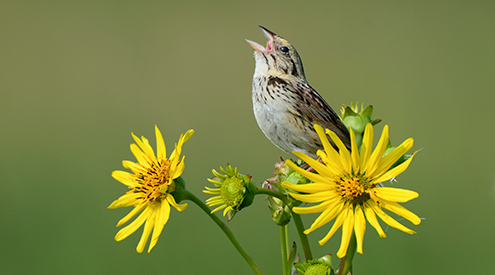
[183,190,263,275]
[255,188,313,261]
[255,188,290,205]
[292,212,313,261]
[280,225,289,275]
[338,233,357,275]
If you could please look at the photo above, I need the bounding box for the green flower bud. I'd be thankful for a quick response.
[343,115,365,136]
[295,255,334,275]
[203,164,255,221]
[340,103,381,135]
[268,196,292,226]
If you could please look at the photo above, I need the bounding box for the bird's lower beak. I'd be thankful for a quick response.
[245,39,267,52]
[246,25,276,53]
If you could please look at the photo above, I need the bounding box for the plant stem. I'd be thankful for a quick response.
[255,188,313,261]
[338,233,357,275]
[183,190,263,275]
[280,225,289,275]
[292,212,313,261]
[255,188,290,205]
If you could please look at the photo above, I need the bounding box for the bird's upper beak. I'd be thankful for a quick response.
[246,26,276,53]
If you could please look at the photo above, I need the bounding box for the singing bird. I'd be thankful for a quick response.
[246,26,351,158]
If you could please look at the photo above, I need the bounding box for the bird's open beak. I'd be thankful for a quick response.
[246,26,276,53]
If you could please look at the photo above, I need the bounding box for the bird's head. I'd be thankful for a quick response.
[246,26,305,80]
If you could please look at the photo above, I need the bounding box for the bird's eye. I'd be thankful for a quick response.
[280,46,289,53]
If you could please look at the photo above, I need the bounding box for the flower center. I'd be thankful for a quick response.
[337,176,370,205]
[220,177,245,208]
[135,160,171,203]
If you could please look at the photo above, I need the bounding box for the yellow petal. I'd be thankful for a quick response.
[155,125,167,160]
[292,151,336,179]
[380,200,421,225]
[148,200,171,252]
[336,205,355,258]
[171,156,185,180]
[222,206,233,217]
[359,124,374,170]
[206,196,225,206]
[373,152,417,183]
[350,128,360,171]
[203,187,221,195]
[122,161,145,174]
[170,129,194,161]
[371,138,413,178]
[182,129,194,143]
[292,198,337,214]
[369,202,416,234]
[108,192,141,209]
[112,170,136,187]
[365,125,389,175]
[318,203,348,245]
[315,124,338,158]
[281,181,333,193]
[288,191,337,203]
[212,169,226,179]
[207,178,222,185]
[314,125,346,173]
[170,145,181,170]
[132,133,155,160]
[285,159,332,184]
[364,202,386,238]
[303,198,343,234]
[354,206,366,254]
[211,204,227,214]
[316,151,343,175]
[167,194,187,212]
[130,143,148,166]
[116,202,147,226]
[372,187,419,203]
[136,206,156,253]
[115,205,151,241]
[326,129,351,173]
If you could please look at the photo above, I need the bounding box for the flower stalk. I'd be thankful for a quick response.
[255,187,313,262]
[338,233,356,275]
[292,212,313,261]
[182,185,263,275]
[280,224,290,275]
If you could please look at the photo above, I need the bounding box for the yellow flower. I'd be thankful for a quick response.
[282,124,420,258]
[108,126,194,253]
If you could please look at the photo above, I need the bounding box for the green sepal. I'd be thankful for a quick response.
[170,176,186,204]
[239,179,256,210]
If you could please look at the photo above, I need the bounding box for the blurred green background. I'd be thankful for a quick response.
[1,0,494,274]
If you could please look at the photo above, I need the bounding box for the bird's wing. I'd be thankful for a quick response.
[291,82,351,149]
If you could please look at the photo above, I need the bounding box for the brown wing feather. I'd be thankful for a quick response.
[292,82,351,150]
